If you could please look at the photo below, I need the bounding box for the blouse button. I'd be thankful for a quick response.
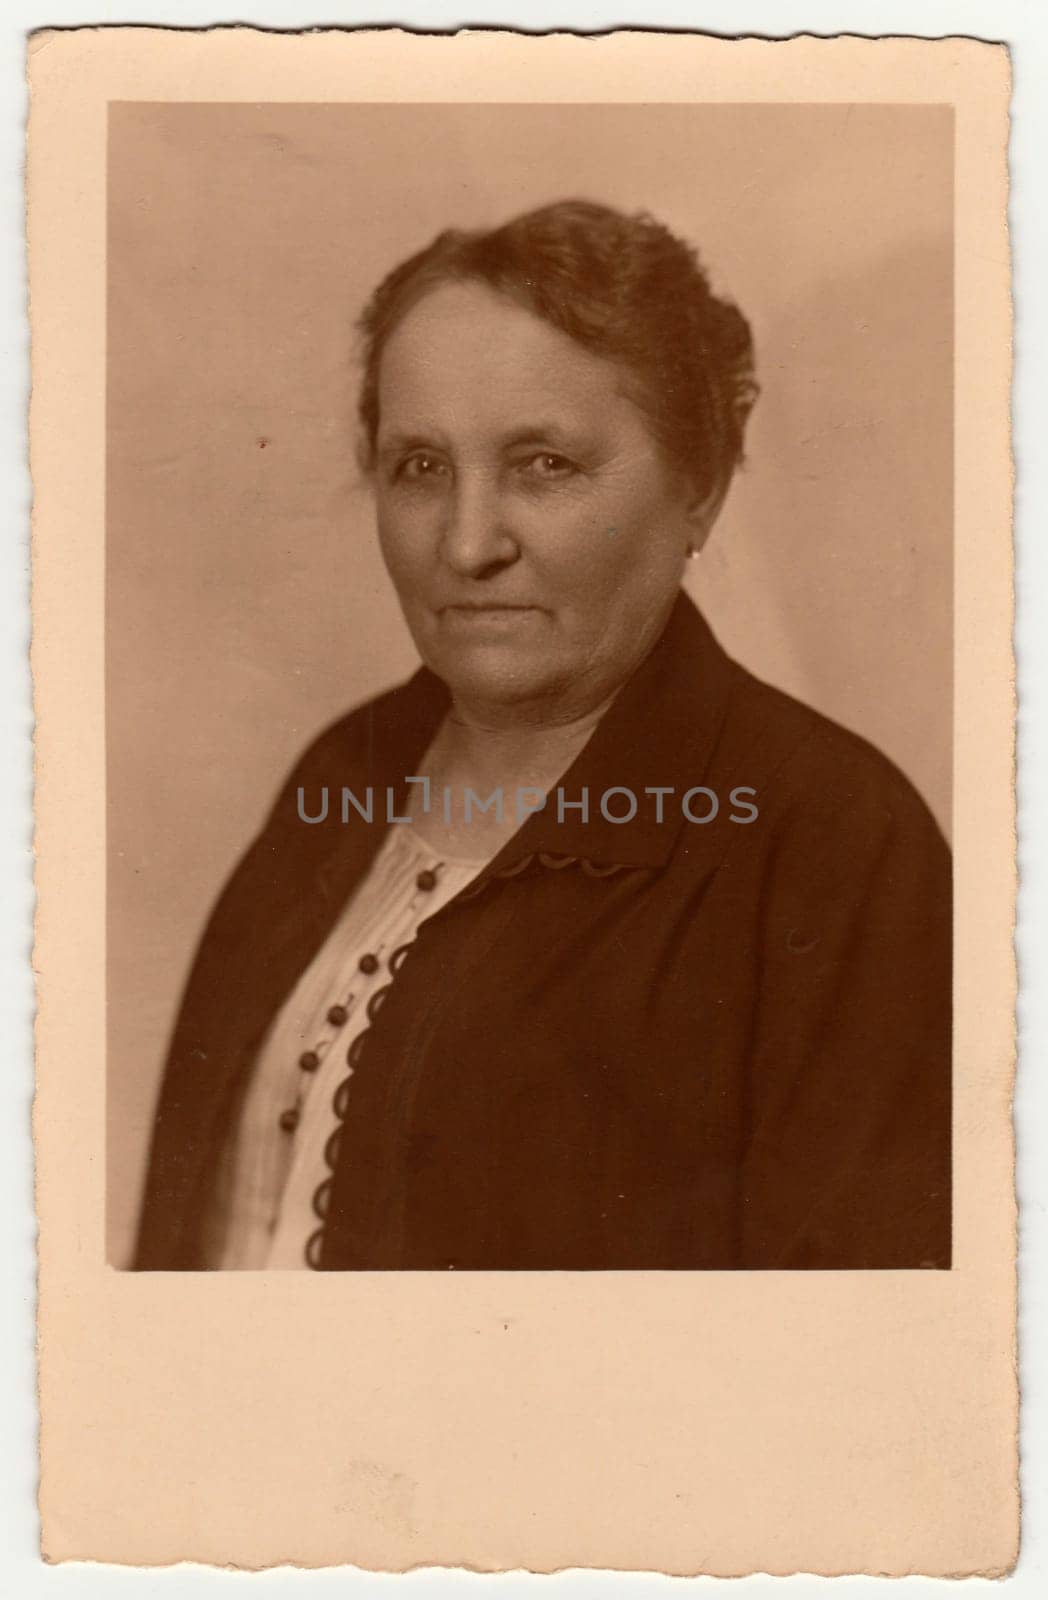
[299,1050,320,1072]
[358,952,380,975]
[416,869,438,892]
[279,1107,300,1133]
[326,1004,348,1026]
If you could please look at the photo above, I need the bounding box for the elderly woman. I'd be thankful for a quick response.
[134,200,951,1272]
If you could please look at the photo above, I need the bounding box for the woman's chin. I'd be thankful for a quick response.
[442,663,558,712]
[425,645,565,716]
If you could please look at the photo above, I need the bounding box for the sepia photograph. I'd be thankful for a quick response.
[108,101,954,1274]
[29,28,1017,1573]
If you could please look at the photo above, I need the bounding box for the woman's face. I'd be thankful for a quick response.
[372,280,705,725]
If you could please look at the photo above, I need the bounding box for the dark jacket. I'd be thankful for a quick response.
[133,592,951,1271]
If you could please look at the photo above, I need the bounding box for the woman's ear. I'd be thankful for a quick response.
[684,476,730,556]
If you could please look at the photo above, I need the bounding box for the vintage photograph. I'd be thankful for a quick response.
[30,28,1016,1573]
[109,101,954,1274]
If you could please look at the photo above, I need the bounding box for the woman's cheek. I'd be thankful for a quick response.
[536,490,623,555]
[377,503,433,577]
[541,526,617,600]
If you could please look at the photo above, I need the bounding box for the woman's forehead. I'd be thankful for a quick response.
[375,281,639,442]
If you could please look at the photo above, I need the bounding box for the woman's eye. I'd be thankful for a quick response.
[522,452,577,481]
[395,453,448,484]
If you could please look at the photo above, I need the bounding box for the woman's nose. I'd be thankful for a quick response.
[439,477,519,578]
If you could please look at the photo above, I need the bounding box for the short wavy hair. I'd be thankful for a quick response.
[357,198,758,503]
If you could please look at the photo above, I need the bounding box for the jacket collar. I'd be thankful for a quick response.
[490,588,739,872]
[328,589,740,885]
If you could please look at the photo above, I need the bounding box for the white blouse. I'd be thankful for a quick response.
[205,825,490,1269]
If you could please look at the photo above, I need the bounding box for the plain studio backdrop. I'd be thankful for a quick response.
[106,103,952,1267]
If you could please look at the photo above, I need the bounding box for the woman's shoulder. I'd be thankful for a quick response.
[720,659,949,857]
[283,681,412,774]
[269,669,447,805]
